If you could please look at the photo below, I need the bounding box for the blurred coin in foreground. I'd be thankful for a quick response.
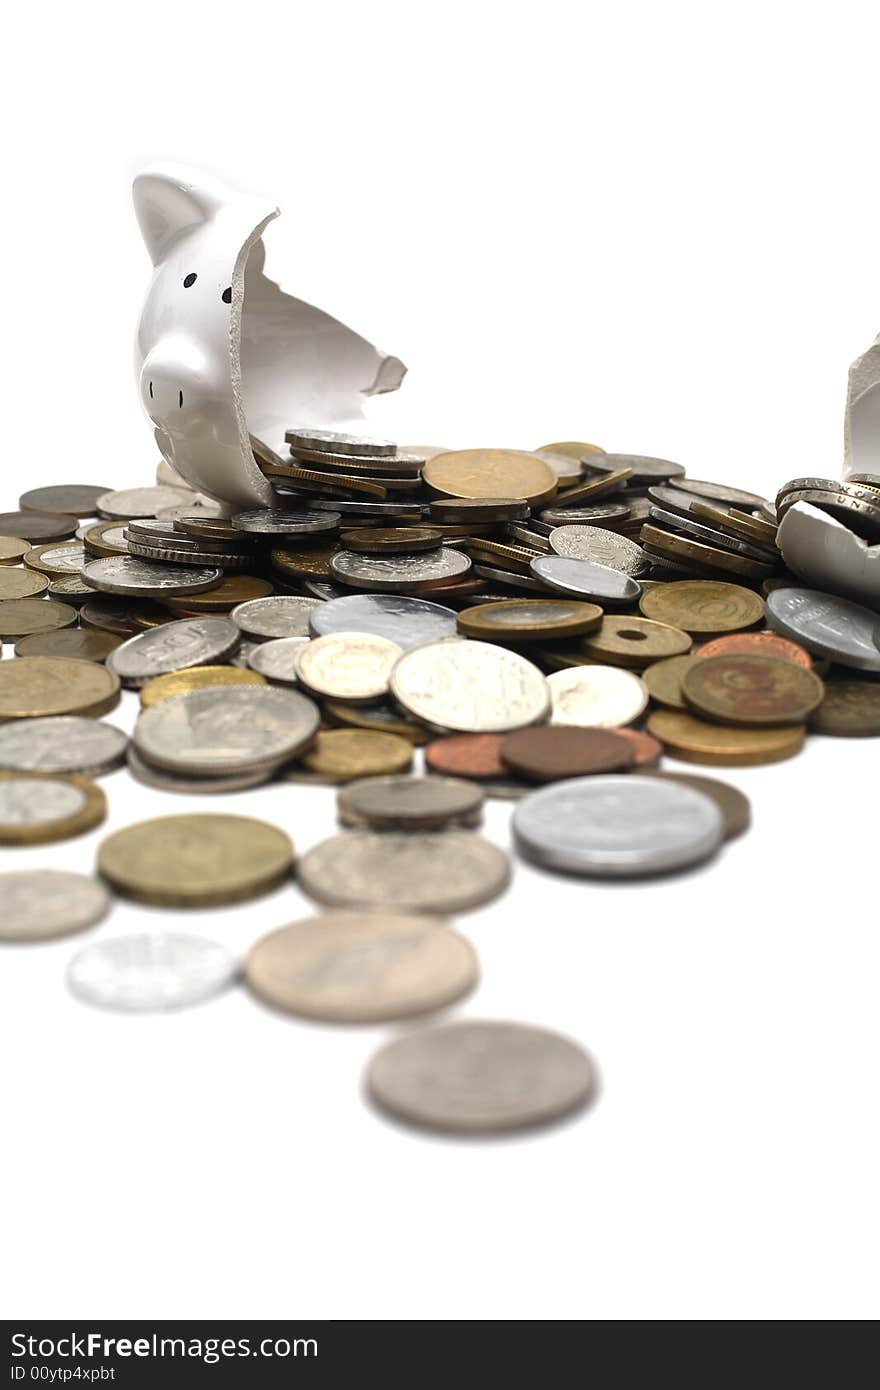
[0,869,111,942]
[68,933,236,1011]
[298,831,510,913]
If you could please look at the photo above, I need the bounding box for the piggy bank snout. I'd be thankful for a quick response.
[140,339,210,423]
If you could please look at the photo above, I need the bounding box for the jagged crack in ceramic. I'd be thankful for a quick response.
[133,164,406,512]
[845,331,880,481]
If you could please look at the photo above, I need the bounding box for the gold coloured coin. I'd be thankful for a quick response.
[646,708,805,766]
[23,542,88,577]
[261,463,386,498]
[97,814,295,907]
[639,580,765,634]
[82,521,131,557]
[322,701,431,745]
[271,541,342,580]
[14,628,123,662]
[0,656,121,720]
[300,729,414,782]
[139,665,268,708]
[581,615,692,669]
[551,469,633,506]
[681,654,825,726]
[0,569,49,600]
[423,450,559,506]
[340,527,443,554]
[0,771,106,845]
[0,536,30,565]
[640,524,774,580]
[162,575,274,612]
[642,654,704,710]
[0,598,77,639]
[690,501,778,547]
[457,599,603,642]
[536,441,605,461]
[460,538,538,573]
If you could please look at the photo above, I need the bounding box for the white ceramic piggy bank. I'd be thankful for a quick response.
[844,331,880,481]
[133,164,406,511]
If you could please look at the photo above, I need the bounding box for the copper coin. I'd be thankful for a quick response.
[425,733,507,781]
[500,726,636,782]
[639,770,751,838]
[0,511,77,542]
[612,727,663,767]
[682,654,824,726]
[695,630,812,669]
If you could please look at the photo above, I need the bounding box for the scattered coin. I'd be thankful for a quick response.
[0,869,111,942]
[82,555,222,598]
[322,700,430,745]
[641,524,774,580]
[0,717,127,775]
[246,637,309,683]
[0,771,106,844]
[457,598,603,642]
[0,511,77,542]
[95,485,194,520]
[309,593,458,649]
[298,830,510,913]
[294,631,403,703]
[19,484,111,517]
[125,745,273,794]
[134,685,320,777]
[582,614,692,668]
[424,449,558,505]
[501,726,636,781]
[429,498,531,524]
[246,911,478,1023]
[641,653,703,710]
[765,588,880,672]
[231,595,321,640]
[546,665,649,727]
[424,732,508,780]
[337,775,484,830]
[513,773,722,876]
[285,428,398,458]
[331,548,472,594]
[0,597,77,639]
[341,527,443,553]
[0,656,120,719]
[584,453,686,484]
[107,616,241,687]
[549,526,649,577]
[391,640,550,732]
[23,542,90,577]
[300,729,413,781]
[639,580,764,634]
[82,520,132,556]
[647,708,806,765]
[161,574,274,612]
[529,554,642,606]
[67,933,237,1012]
[638,770,750,839]
[667,478,769,509]
[232,508,341,535]
[540,503,631,527]
[0,569,49,601]
[366,1020,596,1134]
[47,576,96,603]
[613,727,663,767]
[0,535,31,565]
[810,680,880,736]
[695,631,813,667]
[139,665,266,707]
[682,653,824,725]
[97,814,295,906]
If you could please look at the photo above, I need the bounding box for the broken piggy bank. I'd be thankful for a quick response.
[133,164,406,511]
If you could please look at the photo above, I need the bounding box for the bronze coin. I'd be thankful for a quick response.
[425,733,508,780]
[500,726,636,782]
[341,527,443,554]
[810,680,880,736]
[642,654,703,710]
[0,536,31,565]
[14,628,123,662]
[695,630,812,668]
[0,511,77,542]
[612,727,663,767]
[646,709,805,766]
[682,654,825,726]
[638,770,751,838]
[0,598,78,639]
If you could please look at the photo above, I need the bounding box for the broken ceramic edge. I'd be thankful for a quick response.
[133,164,406,513]
[778,501,880,610]
[844,332,880,482]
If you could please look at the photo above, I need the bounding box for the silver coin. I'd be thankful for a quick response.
[107,616,241,687]
[0,717,128,776]
[31,543,90,574]
[337,775,484,830]
[133,684,321,775]
[660,478,768,509]
[96,486,195,520]
[0,777,86,828]
[155,500,225,522]
[548,525,649,576]
[126,518,198,542]
[647,506,777,560]
[231,595,321,640]
[513,774,723,877]
[247,637,310,683]
[472,564,548,593]
[245,911,478,1023]
[67,932,237,1012]
[231,508,341,535]
[82,555,222,597]
[540,503,631,526]
[331,548,471,594]
[0,869,111,942]
[126,540,252,568]
[765,588,880,671]
[298,830,510,913]
[295,631,403,702]
[126,745,273,794]
[547,667,648,727]
[367,1020,597,1134]
[306,498,424,517]
[48,575,94,601]
[300,580,347,601]
[583,453,685,483]
[530,554,642,605]
[506,523,552,551]
[85,522,131,552]
[391,639,550,733]
[776,488,880,539]
[309,593,458,649]
[230,639,262,670]
[285,428,398,458]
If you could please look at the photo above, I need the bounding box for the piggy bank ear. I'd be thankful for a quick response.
[133,167,220,266]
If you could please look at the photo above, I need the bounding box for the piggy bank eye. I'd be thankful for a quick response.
[221,286,232,304]
[183,272,197,288]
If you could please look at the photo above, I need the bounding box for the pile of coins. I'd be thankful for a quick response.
[1,439,880,1136]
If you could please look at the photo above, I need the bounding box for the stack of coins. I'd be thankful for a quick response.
[2,437,880,1137]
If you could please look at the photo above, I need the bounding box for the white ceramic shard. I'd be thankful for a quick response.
[844,332,880,481]
[133,164,406,512]
[778,501,880,610]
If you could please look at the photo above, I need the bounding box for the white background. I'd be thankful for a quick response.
[1,0,878,1322]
